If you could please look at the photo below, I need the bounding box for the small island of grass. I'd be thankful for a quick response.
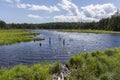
[0,29,43,45]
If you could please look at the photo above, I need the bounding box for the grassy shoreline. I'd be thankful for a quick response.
[59,29,120,34]
[67,47,120,80]
[0,47,120,80]
[0,29,43,45]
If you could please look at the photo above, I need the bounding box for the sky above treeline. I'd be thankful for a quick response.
[0,0,120,23]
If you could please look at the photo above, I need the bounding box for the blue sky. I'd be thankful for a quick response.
[0,0,120,23]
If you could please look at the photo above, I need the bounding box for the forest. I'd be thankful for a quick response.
[0,16,120,31]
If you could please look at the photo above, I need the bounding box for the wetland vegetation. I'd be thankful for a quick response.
[0,30,42,45]
[67,47,120,80]
[0,62,61,80]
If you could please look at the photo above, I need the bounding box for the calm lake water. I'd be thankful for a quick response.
[0,30,120,67]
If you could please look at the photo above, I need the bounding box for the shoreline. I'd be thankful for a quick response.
[58,29,120,34]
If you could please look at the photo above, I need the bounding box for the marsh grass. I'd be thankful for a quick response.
[59,29,120,34]
[0,29,43,45]
[68,48,120,80]
[0,64,51,80]
[0,62,61,80]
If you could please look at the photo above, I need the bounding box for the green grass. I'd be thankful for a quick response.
[67,48,120,80]
[59,29,120,34]
[0,62,61,80]
[0,29,43,45]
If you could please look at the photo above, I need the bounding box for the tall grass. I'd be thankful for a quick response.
[0,62,61,80]
[0,29,42,45]
[67,48,120,80]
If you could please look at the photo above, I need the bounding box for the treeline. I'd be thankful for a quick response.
[0,20,7,29]
[0,16,120,31]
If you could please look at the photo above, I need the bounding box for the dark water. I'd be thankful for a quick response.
[0,30,120,67]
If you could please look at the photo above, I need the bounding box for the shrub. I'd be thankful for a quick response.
[50,61,61,74]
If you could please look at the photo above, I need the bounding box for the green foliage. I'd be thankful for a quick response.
[50,61,61,74]
[0,30,43,45]
[108,16,120,31]
[0,63,55,80]
[68,48,120,80]
[0,20,7,29]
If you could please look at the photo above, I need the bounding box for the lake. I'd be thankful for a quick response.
[0,30,120,67]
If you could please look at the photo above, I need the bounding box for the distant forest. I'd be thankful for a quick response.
[0,16,120,31]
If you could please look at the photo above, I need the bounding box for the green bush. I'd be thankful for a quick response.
[68,48,120,80]
[0,64,52,80]
[50,61,61,74]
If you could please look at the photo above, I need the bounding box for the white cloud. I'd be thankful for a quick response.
[17,4,28,8]
[53,15,99,22]
[29,5,50,11]
[58,0,80,16]
[27,14,42,19]
[54,0,117,22]
[17,4,60,12]
[54,15,79,22]
[5,0,20,3]
[81,3,117,19]
[5,0,13,3]
[49,6,60,12]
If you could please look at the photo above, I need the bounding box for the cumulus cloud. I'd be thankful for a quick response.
[81,3,117,19]
[27,14,42,19]
[58,0,80,16]
[54,0,117,22]
[54,0,83,22]
[17,4,31,8]
[17,4,60,12]
[54,0,85,22]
